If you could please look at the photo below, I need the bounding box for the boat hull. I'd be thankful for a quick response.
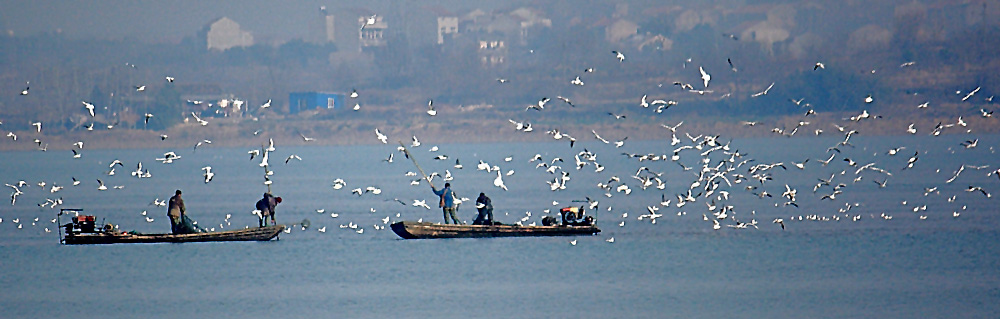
[62,225,286,245]
[390,221,600,239]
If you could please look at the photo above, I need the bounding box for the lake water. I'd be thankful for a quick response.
[1,135,999,318]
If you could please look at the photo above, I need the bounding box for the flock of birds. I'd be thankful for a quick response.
[2,33,998,245]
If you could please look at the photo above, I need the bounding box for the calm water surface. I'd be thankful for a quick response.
[1,136,998,318]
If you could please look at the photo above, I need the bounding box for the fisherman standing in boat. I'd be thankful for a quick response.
[167,189,207,234]
[432,183,461,224]
[256,192,281,227]
[473,192,494,225]
[167,190,186,234]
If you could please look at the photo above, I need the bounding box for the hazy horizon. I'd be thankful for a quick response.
[3,0,996,44]
[0,0,512,42]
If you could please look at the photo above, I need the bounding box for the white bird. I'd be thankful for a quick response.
[97,179,107,191]
[411,135,421,147]
[266,138,276,152]
[20,82,29,95]
[260,99,272,109]
[751,82,774,97]
[130,162,148,178]
[494,171,508,191]
[375,128,387,144]
[412,199,431,209]
[332,178,346,190]
[962,86,981,102]
[556,96,574,107]
[259,150,269,167]
[699,66,711,88]
[190,112,208,126]
[614,137,627,148]
[285,154,303,164]
[426,100,437,116]
[612,50,625,62]
[82,101,96,117]
[31,121,42,133]
[570,76,584,86]
[361,14,377,29]
[961,139,978,149]
[193,139,212,151]
[202,166,214,183]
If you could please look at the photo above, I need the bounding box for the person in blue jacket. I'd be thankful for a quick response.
[432,183,461,224]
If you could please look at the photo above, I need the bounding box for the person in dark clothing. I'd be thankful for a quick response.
[166,190,204,234]
[256,192,281,227]
[432,183,460,224]
[473,192,494,225]
[167,190,186,234]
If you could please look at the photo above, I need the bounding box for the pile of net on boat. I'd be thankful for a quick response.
[177,215,208,233]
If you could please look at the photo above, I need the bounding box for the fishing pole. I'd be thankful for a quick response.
[398,141,436,189]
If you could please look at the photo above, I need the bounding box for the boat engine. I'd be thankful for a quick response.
[558,206,595,226]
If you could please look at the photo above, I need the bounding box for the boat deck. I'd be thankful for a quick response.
[62,225,286,245]
[390,221,600,239]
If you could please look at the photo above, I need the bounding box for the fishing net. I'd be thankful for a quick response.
[177,215,208,233]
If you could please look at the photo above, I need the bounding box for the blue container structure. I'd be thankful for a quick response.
[289,92,345,114]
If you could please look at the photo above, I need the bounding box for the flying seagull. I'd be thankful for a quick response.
[612,50,625,62]
[751,82,775,97]
[82,101,96,117]
[426,100,436,116]
[699,66,711,88]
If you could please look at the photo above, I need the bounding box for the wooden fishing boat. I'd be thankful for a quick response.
[58,209,284,245]
[390,221,600,239]
[62,225,285,245]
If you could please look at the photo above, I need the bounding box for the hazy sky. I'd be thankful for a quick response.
[0,0,490,42]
